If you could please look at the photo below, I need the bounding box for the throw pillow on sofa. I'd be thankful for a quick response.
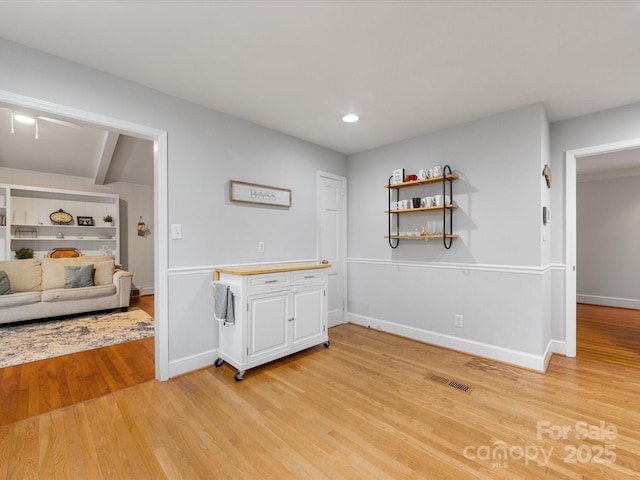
[64,264,94,288]
[0,271,12,295]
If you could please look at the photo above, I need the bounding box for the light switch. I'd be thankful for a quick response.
[171,223,182,239]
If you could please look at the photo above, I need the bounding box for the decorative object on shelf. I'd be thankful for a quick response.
[138,216,151,237]
[14,248,34,259]
[56,232,64,239]
[102,214,114,226]
[14,227,37,238]
[391,169,404,185]
[99,245,113,256]
[385,165,458,249]
[230,180,292,207]
[77,216,95,226]
[49,209,73,225]
[47,248,82,258]
[542,164,552,188]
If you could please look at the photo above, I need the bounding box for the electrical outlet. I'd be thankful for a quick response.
[258,241,265,253]
[171,224,182,239]
[454,314,464,328]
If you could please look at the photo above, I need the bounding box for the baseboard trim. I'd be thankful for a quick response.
[543,339,566,369]
[577,294,640,310]
[169,348,218,378]
[347,313,550,372]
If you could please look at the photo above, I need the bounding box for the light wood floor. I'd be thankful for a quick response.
[0,304,639,479]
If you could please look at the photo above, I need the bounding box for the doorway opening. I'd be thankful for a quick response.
[564,137,640,359]
[0,89,169,380]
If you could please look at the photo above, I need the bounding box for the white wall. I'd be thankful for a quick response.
[576,174,640,309]
[0,166,155,294]
[549,101,640,340]
[0,38,347,376]
[347,104,553,370]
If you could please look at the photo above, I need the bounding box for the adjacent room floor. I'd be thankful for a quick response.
[0,295,155,426]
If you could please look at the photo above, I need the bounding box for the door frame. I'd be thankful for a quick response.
[316,171,347,326]
[564,137,640,358]
[0,89,170,380]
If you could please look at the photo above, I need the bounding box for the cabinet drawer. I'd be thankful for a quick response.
[292,270,324,285]
[248,273,290,292]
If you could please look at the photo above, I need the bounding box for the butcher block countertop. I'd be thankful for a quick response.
[213,261,330,280]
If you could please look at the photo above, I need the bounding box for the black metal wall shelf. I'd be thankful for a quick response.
[385,165,458,249]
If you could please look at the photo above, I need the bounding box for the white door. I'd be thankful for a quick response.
[318,173,346,327]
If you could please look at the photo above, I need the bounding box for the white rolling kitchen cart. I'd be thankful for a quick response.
[212,262,331,381]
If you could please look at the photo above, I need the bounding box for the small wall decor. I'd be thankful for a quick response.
[542,164,552,188]
[230,180,291,207]
[138,216,151,237]
[77,216,95,226]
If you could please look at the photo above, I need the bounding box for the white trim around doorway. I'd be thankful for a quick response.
[565,137,640,358]
[0,89,170,381]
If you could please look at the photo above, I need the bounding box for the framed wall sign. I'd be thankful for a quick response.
[230,181,291,207]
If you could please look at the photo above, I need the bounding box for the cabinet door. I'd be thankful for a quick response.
[291,286,325,346]
[247,291,289,360]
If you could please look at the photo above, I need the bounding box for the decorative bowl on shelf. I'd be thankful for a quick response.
[97,234,114,239]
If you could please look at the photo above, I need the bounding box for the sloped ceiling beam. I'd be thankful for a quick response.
[93,131,119,185]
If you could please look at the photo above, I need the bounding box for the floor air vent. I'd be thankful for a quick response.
[447,380,471,392]
[428,374,471,393]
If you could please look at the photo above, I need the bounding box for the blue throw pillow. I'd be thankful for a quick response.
[0,271,12,295]
[64,264,94,288]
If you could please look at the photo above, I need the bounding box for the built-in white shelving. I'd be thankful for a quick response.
[0,184,120,263]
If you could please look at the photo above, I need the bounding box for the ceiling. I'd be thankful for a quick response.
[576,148,640,181]
[1,1,640,178]
[0,102,154,186]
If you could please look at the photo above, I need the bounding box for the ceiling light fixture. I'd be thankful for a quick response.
[342,114,359,123]
[14,113,36,124]
[2,107,80,139]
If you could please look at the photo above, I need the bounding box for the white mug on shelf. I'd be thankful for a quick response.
[432,165,443,178]
[418,169,428,180]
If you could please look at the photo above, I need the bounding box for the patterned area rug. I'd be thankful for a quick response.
[0,309,154,369]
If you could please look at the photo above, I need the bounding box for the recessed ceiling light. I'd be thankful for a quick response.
[342,114,359,123]
[14,114,36,124]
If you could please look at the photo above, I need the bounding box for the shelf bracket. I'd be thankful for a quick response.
[387,176,399,248]
[443,165,454,249]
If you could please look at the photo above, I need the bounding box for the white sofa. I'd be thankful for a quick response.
[0,256,132,324]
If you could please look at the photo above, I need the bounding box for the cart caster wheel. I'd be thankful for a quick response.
[323,341,330,348]
[214,358,223,368]
[234,371,245,382]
